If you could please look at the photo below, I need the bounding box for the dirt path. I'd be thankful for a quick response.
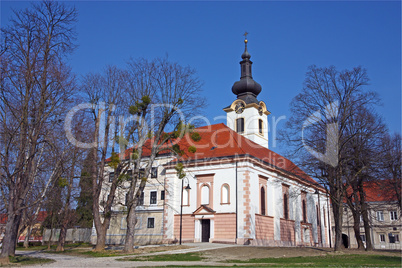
[17,243,237,267]
[17,243,402,267]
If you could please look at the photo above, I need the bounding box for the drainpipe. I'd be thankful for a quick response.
[326,193,331,248]
[161,174,166,240]
[235,161,238,243]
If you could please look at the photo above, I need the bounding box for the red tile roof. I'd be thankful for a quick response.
[0,211,47,225]
[119,123,319,188]
[167,123,319,187]
[363,180,399,202]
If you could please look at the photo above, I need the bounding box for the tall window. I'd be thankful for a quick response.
[377,211,384,221]
[389,233,396,243]
[393,234,399,242]
[161,190,165,200]
[316,205,320,225]
[201,185,210,205]
[302,200,307,223]
[261,187,266,215]
[390,211,398,221]
[380,234,386,242]
[258,119,263,135]
[150,191,157,204]
[151,167,158,178]
[283,194,288,219]
[236,118,244,133]
[109,172,114,183]
[147,218,154,228]
[221,184,229,204]
[323,208,326,227]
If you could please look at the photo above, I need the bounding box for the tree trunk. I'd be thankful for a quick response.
[47,228,53,250]
[359,187,373,250]
[0,212,22,258]
[331,198,344,251]
[48,213,55,250]
[23,226,32,248]
[56,224,67,251]
[347,189,364,249]
[352,212,364,249]
[94,225,107,251]
[123,204,136,252]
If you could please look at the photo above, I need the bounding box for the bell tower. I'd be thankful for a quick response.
[224,34,270,148]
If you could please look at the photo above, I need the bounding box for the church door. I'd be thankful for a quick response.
[201,219,210,242]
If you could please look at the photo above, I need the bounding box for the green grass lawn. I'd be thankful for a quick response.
[77,250,133,257]
[226,254,402,267]
[121,252,203,262]
[121,252,401,267]
[0,255,54,266]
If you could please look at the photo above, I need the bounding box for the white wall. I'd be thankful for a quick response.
[226,106,268,148]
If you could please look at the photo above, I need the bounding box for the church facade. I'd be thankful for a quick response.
[94,39,331,247]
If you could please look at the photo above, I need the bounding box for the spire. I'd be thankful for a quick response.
[241,32,251,60]
[231,33,262,104]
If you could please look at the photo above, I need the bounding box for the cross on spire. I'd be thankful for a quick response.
[243,31,248,40]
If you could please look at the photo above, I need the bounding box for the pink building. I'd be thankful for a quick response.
[98,38,331,247]
[162,38,331,246]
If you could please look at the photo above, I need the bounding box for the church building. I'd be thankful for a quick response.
[95,38,331,247]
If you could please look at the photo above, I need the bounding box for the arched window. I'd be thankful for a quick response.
[258,119,263,135]
[283,193,289,219]
[221,184,229,204]
[302,200,307,223]
[201,185,210,205]
[183,188,189,206]
[261,187,266,215]
[236,118,244,133]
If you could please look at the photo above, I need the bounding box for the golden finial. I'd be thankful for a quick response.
[243,31,248,43]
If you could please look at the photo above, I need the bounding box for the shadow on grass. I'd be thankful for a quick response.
[0,255,54,266]
[226,254,402,267]
[16,242,92,252]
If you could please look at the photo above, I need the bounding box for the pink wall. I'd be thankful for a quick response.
[214,213,236,240]
[280,218,295,243]
[174,214,195,241]
[255,214,274,241]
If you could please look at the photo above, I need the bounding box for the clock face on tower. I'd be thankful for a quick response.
[235,102,245,114]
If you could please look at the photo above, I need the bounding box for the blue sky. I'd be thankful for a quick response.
[1,1,401,154]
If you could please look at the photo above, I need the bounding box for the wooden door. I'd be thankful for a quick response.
[201,219,210,242]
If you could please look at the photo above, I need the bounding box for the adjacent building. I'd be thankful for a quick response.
[341,181,401,250]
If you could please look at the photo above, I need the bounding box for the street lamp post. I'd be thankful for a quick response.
[180,179,191,245]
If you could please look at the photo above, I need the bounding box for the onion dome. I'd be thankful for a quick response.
[231,36,262,104]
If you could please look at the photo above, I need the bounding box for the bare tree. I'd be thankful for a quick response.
[120,57,204,252]
[79,65,128,251]
[281,65,379,251]
[379,133,401,209]
[56,123,87,251]
[0,1,77,260]
[343,106,386,250]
